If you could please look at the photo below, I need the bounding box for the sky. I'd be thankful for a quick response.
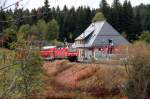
[2,0,150,10]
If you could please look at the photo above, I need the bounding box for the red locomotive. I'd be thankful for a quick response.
[40,46,79,62]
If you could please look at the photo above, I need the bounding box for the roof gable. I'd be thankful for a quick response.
[92,21,129,47]
[75,21,105,40]
[74,21,129,48]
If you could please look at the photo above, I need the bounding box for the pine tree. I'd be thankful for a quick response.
[31,9,38,25]
[23,9,32,25]
[145,14,150,31]
[43,0,50,22]
[110,0,123,32]
[0,10,7,32]
[59,5,69,41]
[13,9,24,29]
[134,8,143,38]
[100,0,110,19]
[122,0,136,41]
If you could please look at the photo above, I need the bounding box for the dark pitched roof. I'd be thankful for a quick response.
[74,21,129,48]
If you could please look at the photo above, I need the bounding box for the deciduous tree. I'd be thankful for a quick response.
[46,19,59,41]
[139,31,150,43]
[92,12,105,22]
[36,19,47,40]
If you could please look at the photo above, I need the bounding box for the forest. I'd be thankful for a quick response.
[0,0,150,47]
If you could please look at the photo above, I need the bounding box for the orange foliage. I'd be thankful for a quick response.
[16,50,27,60]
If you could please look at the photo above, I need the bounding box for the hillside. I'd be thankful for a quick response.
[42,60,128,98]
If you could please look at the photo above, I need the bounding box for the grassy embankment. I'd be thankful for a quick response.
[42,60,128,99]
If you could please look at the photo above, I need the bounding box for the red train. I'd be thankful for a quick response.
[40,46,79,62]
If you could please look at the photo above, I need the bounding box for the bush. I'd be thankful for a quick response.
[139,31,150,43]
[79,65,127,97]
[125,41,150,99]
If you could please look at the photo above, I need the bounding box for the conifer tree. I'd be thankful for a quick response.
[110,0,123,32]
[43,0,50,22]
[134,8,143,38]
[122,0,135,41]
[100,0,110,19]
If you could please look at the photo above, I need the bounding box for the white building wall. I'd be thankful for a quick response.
[78,48,107,61]
[85,49,93,60]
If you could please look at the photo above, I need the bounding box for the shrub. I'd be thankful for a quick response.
[139,31,150,43]
[125,41,150,99]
